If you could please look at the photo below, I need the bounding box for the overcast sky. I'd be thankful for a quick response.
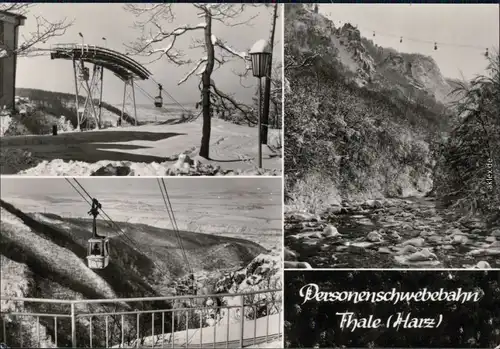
[319,4,499,80]
[16,4,282,105]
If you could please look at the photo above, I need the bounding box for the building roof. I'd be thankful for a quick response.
[0,10,27,20]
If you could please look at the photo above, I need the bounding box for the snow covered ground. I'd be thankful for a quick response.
[1,117,282,176]
[246,339,283,348]
[112,313,283,348]
[1,208,117,299]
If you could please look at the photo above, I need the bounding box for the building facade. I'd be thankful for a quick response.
[0,10,26,110]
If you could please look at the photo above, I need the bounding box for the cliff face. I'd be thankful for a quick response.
[285,4,451,209]
[291,5,455,106]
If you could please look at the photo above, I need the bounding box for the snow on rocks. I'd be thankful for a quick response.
[475,261,491,269]
[193,253,282,326]
[323,224,340,237]
[0,112,12,137]
[284,261,312,269]
[285,197,498,268]
[367,230,383,242]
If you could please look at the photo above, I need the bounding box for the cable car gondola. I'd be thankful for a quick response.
[155,84,163,108]
[434,42,438,51]
[86,198,110,270]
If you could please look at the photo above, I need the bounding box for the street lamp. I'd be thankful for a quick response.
[249,39,272,169]
[102,37,107,49]
[78,32,84,54]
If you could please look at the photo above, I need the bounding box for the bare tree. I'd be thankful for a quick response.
[0,3,73,58]
[125,4,259,159]
[261,3,279,145]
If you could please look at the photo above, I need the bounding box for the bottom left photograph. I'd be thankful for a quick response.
[0,177,283,348]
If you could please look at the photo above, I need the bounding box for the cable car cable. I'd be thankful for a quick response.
[157,178,195,294]
[66,178,179,285]
[66,178,194,293]
[157,178,185,263]
[158,178,192,276]
[134,79,191,115]
[150,76,191,114]
[328,15,492,52]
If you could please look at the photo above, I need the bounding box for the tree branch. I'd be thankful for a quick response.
[285,53,319,71]
[0,4,73,58]
[178,57,207,85]
[210,81,257,125]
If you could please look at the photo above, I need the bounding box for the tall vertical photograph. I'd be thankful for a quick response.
[0,3,282,176]
[284,3,500,269]
[0,177,283,348]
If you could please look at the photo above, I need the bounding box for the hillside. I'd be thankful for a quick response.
[284,4,499,269]
[286,4,451,208]
[0,199,279,347]
[294,9,456,106]
[15,88,138,128]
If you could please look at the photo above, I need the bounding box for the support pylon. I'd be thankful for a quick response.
[72,57,104,130]
[119,77,138,127]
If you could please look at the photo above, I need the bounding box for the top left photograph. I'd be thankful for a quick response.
[0,3,282,177]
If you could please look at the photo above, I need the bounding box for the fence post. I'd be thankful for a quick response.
[2,317,6,346]
[71,303,77,348]
[239,296,244,348]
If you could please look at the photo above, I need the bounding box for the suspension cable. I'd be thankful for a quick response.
[133,78,192,115]
[65,178,175,284]
[157,178,193,277]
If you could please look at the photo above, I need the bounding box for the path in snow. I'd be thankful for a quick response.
[114,313,283,348]
[285,197,500,268]
[0,118,282,175]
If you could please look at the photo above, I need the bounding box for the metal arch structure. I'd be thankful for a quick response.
[49,44,152,130]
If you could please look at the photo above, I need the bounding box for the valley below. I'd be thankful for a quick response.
[0,197,282,348]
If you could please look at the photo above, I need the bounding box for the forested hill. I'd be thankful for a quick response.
[285,4,499,223]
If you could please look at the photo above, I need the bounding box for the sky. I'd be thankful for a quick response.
[319,4,499,80]
[15,4,282,105]
[1,177,282,232]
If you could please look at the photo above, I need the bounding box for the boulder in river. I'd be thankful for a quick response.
[475,261,491,269]
[452,234,469,245]
[362,199,383,209]
[284,248,298,261]
[287,212,321,222]
[284,261,312,269]
[401,237,425,247]
[395,244,419,255]
[406,248,438,262]
[367,230,383,242]
[446,227,463,236]
[323,224,341,237]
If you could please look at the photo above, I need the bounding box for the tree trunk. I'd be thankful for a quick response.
[199,11,215,159]
[261,4,278,145]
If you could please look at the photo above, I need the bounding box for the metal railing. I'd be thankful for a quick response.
[0,289,282,348]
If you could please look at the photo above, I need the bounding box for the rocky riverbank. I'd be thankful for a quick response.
[285,197,500,268]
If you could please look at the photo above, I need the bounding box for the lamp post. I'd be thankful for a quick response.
[102,37,107,49]
[249,39,272,169]
[78,32,84,54]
